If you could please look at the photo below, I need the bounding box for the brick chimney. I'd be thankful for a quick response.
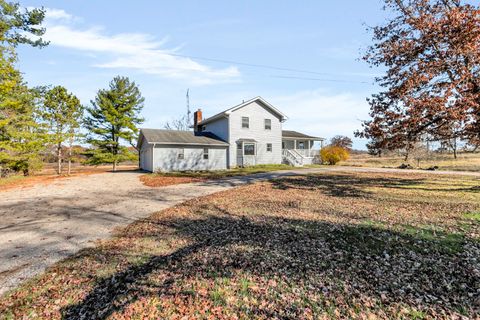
[193,109,203,132]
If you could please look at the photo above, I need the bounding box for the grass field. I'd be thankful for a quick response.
[340,152,480,172]
[1,171,479,319]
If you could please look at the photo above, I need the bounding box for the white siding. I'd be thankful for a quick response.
[227,101,282,167]
[152,145,227,172]
[140,143,153,172]
[203,117,229,142]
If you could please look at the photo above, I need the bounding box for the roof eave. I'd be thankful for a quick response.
[283,136,324,141]
[148,142,229,147]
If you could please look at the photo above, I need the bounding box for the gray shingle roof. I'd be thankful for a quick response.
[282,130,324,140]
[140,129,229,146]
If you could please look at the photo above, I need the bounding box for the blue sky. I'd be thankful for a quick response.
[17,0,388,149]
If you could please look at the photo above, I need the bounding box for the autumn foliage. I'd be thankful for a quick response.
[320,146,350,165]
[356,0,480,156]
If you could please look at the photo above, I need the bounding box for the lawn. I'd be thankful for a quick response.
[140,164,294,187]
[1,171,479,319]
[340,152,480,172]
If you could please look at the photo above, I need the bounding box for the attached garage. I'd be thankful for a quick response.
[138,129,229,172]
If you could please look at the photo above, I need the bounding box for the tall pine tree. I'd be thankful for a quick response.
[0,1,48,175]
[84,76,144,171]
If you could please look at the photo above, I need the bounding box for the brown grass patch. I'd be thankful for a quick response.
[139,174,206,187]
[0,165,138,192]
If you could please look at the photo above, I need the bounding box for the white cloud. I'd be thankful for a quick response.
[42,9,240,85]
[44,8,74,21]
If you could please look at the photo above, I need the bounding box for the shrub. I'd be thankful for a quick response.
[320,146,350,165]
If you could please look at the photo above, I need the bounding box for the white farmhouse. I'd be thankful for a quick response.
[138,96,323,172]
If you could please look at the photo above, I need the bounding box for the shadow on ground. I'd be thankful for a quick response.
[61,206,479,319]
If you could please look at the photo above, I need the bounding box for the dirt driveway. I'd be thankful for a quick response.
[1,166,478,295]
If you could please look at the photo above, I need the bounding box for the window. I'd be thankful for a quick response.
[244,143,255,155]
[298,142,305,149]
[266,143,272,152]
[242,117,249,129]
[178,148,184,159]
[264,119,272,130]
[201,125,206,131]
[203,148,209,160]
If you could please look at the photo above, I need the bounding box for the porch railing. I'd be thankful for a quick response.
[284,149,318,157]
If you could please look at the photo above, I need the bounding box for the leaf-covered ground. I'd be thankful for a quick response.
[140,164,293,187]
[1,171,479,319]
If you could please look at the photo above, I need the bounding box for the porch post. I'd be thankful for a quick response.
[294,140,297,150]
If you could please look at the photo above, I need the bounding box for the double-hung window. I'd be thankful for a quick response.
[266,143,272,152]
[203,148,209,160]
[242,117,249,129]
[264,119,272,130]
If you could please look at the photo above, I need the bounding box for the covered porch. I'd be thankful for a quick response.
[282,130,324,166]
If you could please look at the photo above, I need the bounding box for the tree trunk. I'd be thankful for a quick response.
[57,143,62,175]
[453,138,457,159]
[68,137,72,175]
[113,160,117,172]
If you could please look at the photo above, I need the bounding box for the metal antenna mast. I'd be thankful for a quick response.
[186,89,191,126]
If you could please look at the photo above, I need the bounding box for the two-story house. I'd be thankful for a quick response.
[138,96,323,172]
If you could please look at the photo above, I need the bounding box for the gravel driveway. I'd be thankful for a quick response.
[1,166,478,295]
[0,171,274,295]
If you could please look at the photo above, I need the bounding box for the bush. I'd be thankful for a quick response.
[320,146,350,165]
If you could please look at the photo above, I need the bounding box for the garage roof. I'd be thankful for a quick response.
[139,129,229,147]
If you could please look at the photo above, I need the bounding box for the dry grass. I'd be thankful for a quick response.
[140,175,207,187]
[340,152,480,172]
[141,164,293,187]
[1,171,479,319]
[0,164,138,192]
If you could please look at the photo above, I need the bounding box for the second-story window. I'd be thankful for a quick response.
[242,117,249,129]
[264,119,271,130]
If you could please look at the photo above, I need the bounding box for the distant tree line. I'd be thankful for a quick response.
[356,0,480,160]
[0,1,145,176]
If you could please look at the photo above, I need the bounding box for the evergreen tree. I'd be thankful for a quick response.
[0,1,48,175]
[84,76,144,171]
[42,86,83,175]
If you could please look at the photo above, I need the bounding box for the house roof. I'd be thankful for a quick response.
[282,130,324,141]
[139,129,229,148]
[198,96,288,125]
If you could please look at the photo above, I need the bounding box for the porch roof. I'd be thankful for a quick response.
[282,130,324,141]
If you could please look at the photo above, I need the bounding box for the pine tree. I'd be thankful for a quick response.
[42,86,83,175]
[0,1,48,175]
[84,76,144,171]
